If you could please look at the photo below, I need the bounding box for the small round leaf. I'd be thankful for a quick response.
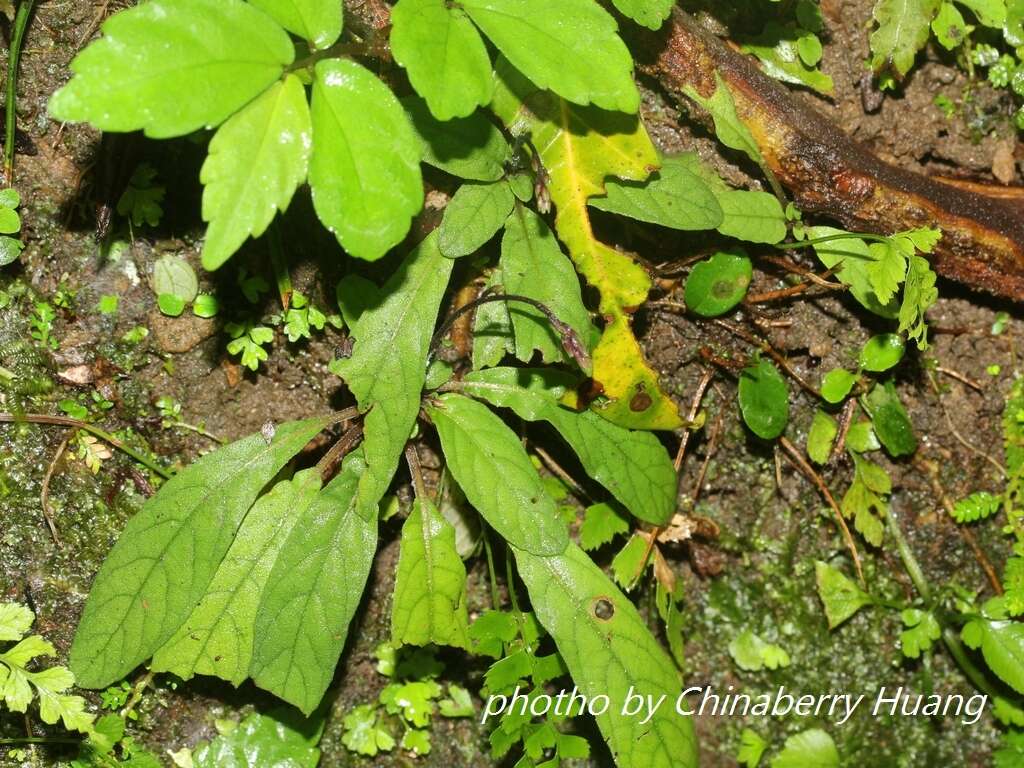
[683,249,752,317]
[152,255,199,302]
[821,369,857,404]
[738,358,790,440]
[0,235,23,266]
[859,333,905,372]
[192,293,220,318]
[157,293,186,317]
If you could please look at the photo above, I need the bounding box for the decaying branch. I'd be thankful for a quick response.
[633,10,1024,301]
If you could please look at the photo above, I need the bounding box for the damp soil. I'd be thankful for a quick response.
[0,1,1022,767]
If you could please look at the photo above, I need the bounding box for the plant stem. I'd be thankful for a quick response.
[482,530,501,611]
[267,222,292,312]
[0,737,81,745]
[0,412,171,479]
[4,0,35,184]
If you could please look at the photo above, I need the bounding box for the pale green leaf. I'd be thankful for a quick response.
[193,707,324,768]
[309,58,423,261]
[609,0,674,29]
[514,542,697,768]
[151,469,323,685]
[814,561,872,628]
[807,410,837,464]
[48,0,294,138]
[461,0,639,113]
[771,728,839,768]
[806,226,898,318]
[439,181,514,258]
[249,0,342,49]
[392,497,470,649]
[200,75,312,270]
[0,603,33,642]
[69,417,330,689]
[152,255,198,302]
[715,189,788,244]
[251,453,377,714]
[428,393,569,555]
[500,206,592,365]
[391,0,493,120]
[333,232,454,517]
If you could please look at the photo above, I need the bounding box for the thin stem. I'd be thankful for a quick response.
[482,530,501,611]
[267,222,292,312]
[0,412,171,479]
[169,422,225,444]
[0,737,81,746]
[315,423,363,479]
[4,0,35,184]
[775,232,892,251]
[404,443,427,500]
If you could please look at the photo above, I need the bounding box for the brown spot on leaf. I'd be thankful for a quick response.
[591,597,615,621]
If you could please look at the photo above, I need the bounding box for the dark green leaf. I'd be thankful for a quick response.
[859,334,905,372]
[738,359,790,440]
[865,381,917,457]
[683,250,752,317]
[403,97,509,181]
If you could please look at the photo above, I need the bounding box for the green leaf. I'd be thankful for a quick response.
[870,0,941,76]
[192,707,324,768]
[391,0,492,120]
[500,206,592,365]
[963,611,1024,695]
[151,469,323,685]
[439,182,514,258]
[342,703,395,756]
[48,0,294,138]
[814,561,872,628]
[333,232,454,517]
[193,294,220,318]
[249,0,342,50]
[0,603,33,642]
[429,393,569,555]
[0,235,23,266]
[152,255,198,302]
[69,417,330,688]
[200,75,312,270]
[932,2,969,48]
[738,728,769,768]
[806,227,898,318]
[0,206,20,234]
[580,502,630,551]
[899,255,938,349]
[715,190,788,244]
[770,728,839,768]
[951,491,1001,523]
[738,358,790,440]
[741,24,835,95]
[309,58,423,261]
[900,608,941,658]
[609,0,674,29]
[821,369,857,404]
[392,497,471,649]
[513,542,697,768]
[807,410,838,464]
[859,333,905,372]
[460,0,639,113]
[0,188,20,208]
[589,154,723,231]
[473,268,515,369]
[685,74,765,167]
[728,630,791,671]
[865,381,917,457]
[403,96,509,181]
[460,368,678,524]
[683,249,752,317]
[959,0,1007,26]
[846,420,880,453]
[250,453,377,714]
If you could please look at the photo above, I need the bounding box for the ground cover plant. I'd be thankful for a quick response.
[1,0,1024,766]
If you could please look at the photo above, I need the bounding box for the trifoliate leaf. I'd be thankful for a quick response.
[309,58,423,261]
[116,163,165,227]
[391,0,492,120]
[728,630,791,671]
[439,181,514,258]
[392,497,471,649]
[738,358,790,440]
[461,0,639,113]
[342,704,395,756]
[200,75,312,270]
[814,561,872,628]
[48,0,294,138]
[69,417,331,688]
[249,0,342,50]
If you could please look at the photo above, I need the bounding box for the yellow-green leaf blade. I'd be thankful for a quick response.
[249,0,342,50]
[392,497,471,649]
[514,542,697,768]
[69,417,331,689]
[309,58,423,261]
[200,75,312,270]
[48,0,294,138]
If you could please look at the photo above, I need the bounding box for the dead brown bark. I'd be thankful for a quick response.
[632,10,1024,301]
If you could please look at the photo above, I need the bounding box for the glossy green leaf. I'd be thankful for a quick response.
[500,206,592,365]
[69,417,331,688]
[814,561,872,629]
[439,182,514,258]
[48,0,294,138]
[859,333,905,372]
[589,154,723,231]
[609,0,674,29]
[807,410,837,464]
[865,381,917,457]
[461,367,677,524]
[309,59,423,261]
[428,393,569,555]
[249,0,342,49]
[683,250,752,317]
[821,368,857,404]
[460,0,639,113]
[333,233,454,516]
[200,75,312,270]
[391,0,492,120]
[151,469,322,685]
[963,602,1024,695]
[392,497,470,649]
[513,542,697,768]
[251,453,377,713]
[738,359,790,440]
[403,97,509,181]
[193,706,323,768]
[0,236,23,266]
